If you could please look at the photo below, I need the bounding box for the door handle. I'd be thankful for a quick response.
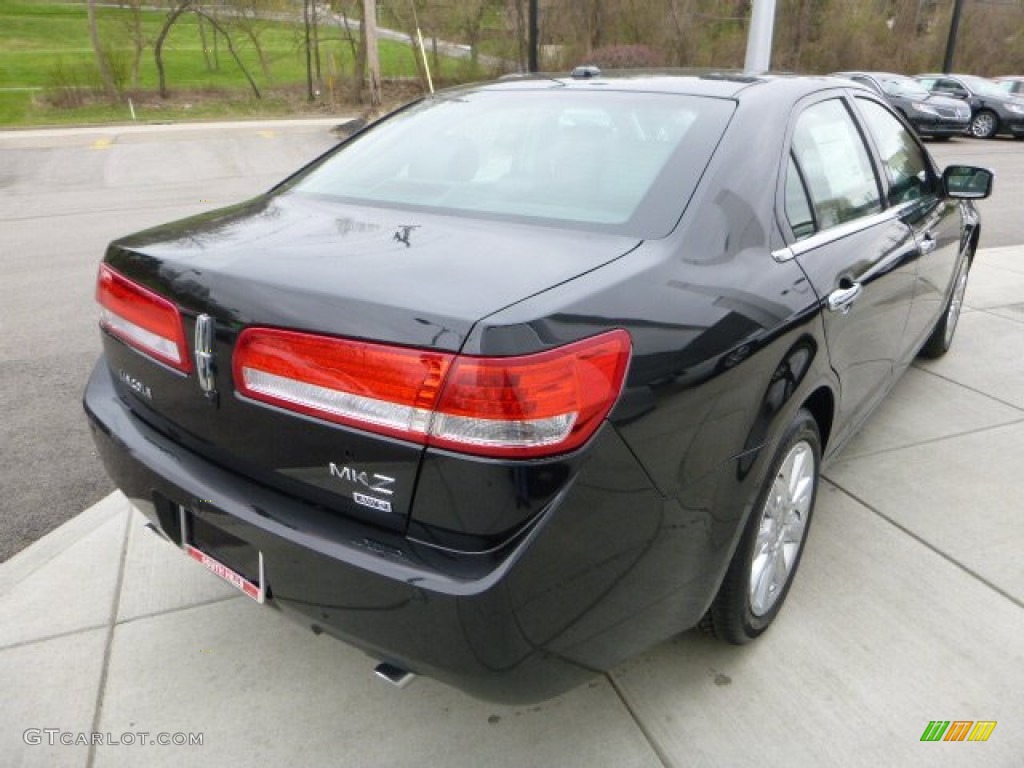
[920,232,937,255]
[827,282,862,313]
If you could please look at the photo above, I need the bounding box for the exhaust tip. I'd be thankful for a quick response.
[374,662,416,689]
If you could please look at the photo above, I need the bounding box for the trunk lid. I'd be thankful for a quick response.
[101,192,640,530]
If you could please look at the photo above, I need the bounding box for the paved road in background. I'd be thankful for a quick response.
[929,137,1022,249]
[0,119,344,562]
[0,123,1020,562]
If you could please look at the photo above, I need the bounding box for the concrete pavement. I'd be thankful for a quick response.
[2,245,1022,767]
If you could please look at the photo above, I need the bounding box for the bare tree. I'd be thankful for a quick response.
[458,0,488,66]
[90,0,1024,110]
[233,0,276,79]
[509,0,528,71]
[335,1,361,63]
[388,1,432,91]
[304,0,315,99]
[117,0,148,88]
[331,1,364,100]
[87,0,118,99]
[155,0,261,99]
[197,12,216,71]
[193,8,263,98]
[363,0,382,108]
[955,0,1024,74]
[155,0,193,98]
[298,0,327,100]
[313,2,323,93]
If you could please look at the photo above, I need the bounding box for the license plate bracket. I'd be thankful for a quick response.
[179,506,265,604]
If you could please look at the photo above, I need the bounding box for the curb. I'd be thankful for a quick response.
[0,491,128,595]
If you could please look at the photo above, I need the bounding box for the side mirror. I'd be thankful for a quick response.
[943,165,994,199]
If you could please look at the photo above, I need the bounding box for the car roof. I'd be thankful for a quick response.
[917,72,1012,88]
[461,70,853,102]
[836,71,910,79]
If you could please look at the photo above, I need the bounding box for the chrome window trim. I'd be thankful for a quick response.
[773,200,919,262]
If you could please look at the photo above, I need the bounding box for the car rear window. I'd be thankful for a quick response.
[291,89,735,238]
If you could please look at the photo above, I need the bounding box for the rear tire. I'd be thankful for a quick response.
[919,250,970,359]
[702,409,820,644]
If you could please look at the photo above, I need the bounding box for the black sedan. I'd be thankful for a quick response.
[84,72,992,703]
[916,72,1024,138]
[833,71,970,137]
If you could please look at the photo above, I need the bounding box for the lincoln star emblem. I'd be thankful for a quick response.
[194,314,216,396]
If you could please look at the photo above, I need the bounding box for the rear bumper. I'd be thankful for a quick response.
[84,359,728,702]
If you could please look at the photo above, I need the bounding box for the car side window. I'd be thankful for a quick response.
[790,99,882,232]
[936,78,966,97]
[855,98,935,206]
[784,154,817,240]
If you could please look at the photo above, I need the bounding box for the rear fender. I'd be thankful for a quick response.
[735,334,820,482]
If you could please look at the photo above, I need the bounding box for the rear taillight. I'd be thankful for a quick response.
[234,329,631,458]
[429,333,631,457]
[233,329,452,443]
[96,264,191,373]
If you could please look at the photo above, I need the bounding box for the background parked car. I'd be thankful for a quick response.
[915,73,1024,139]
[994,76,1024,97]
[833,71,970,138]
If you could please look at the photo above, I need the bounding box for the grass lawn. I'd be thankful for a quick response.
[0,89,35,123]
[0,0,470,126]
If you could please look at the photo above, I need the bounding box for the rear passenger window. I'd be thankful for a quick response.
[785,154,816,240]
[855,98,935,205]
[790,99,882,231]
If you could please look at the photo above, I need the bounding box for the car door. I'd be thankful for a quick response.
[777,95,919,446]
[932,77,978,111]
[851,96,964,365]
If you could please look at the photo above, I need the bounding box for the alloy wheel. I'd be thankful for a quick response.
[748,440,815,617]
[970,111,997,138]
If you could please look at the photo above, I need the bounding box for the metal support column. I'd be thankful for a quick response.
[744,0,778,73]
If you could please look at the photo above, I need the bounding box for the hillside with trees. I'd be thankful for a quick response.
[525,0,1023,75]
[1,0,1021,125]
